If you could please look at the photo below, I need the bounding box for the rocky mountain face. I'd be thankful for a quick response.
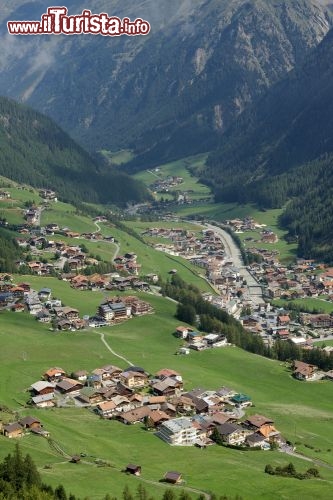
[0,0,331,163]
[204,26,333,260]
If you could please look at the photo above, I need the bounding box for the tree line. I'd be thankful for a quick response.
[161,275,333,371]
[0,444,241,500]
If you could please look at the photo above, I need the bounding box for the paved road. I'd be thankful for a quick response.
[205,223,265,306]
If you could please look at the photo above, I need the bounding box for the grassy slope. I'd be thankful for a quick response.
[0,183,43,225]
[134,155,211,201]
[1,305,333,498]
[272,298,333,314]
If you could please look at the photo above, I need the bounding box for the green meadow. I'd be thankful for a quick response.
[1,292,333,498]
[134,154,211,201]
[41,202,96,233]
[272,298,333,314]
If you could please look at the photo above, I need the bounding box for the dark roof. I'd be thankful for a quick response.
[182,393,208,412]
[246,433,266,444]
[3,423,22,433]
[217,423,242,436]
[164,471,182,482]
[18,416,40,427]
[126,464,141,472]
[123,366,145,374]
[245,414,274,428]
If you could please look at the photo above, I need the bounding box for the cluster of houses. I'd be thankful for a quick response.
[1,416,48,439]
[39,189,57,201]
[0,278,154,330]
[27,364,283,450]
[94,295,153,326]
[63,273,152,292]
[175,325,228,351]
[150,175,184,194]
[143,227,249,316]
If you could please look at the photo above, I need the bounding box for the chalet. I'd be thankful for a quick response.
[76,388,104,406]
[182,393,209,414]
[44,367,66,382]
[98,301,131,323]
[246,433,269,449]
[119,406,151,425]
[3,423,23,438]
[56,378,83,394]
[109,395,132,413]
[170,396,196,415]
[97,365,122,381]
[31,393,55,408]
[215,423,250,445]
[18,416,41,430]
[164,471,183,484]
[96,401,117,418]
[57,307,80,321]
[30,381,55,396]
[293,360,318,381]
[125,464,141,476]
[244,415,274,430]
[119,371,148,389]
[305,314,333,328]
[146,410,170,427]
[175,326,190,339]
[57,319,72,330]
[152,377,183,397]
[130,298,152,316]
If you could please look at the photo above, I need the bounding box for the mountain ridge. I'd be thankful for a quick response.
[0,0,331,162]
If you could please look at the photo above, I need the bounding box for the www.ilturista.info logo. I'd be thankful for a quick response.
[7,7,151,36]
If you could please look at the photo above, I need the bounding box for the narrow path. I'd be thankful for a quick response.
[281,448,333,470]
[47,437,211,498]
[93,221,101,233]
[97,331,133,366]
[93,220,120,261]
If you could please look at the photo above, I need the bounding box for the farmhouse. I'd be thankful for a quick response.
[293,360,318,381]
[96,401,117,418]
[56,378,83,394]
[30,381,55,396]
[18,416,41,430]
[2,423,23,438]
[44,367,66,382]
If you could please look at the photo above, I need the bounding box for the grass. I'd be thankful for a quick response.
[134,154,211,202]
[1,305,333,498]
[16,275,106,316]
[100,149,135,165]
[272,298,333,314]
[41,202,96,233]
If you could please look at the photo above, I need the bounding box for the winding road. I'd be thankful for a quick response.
[205,223,265,306]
